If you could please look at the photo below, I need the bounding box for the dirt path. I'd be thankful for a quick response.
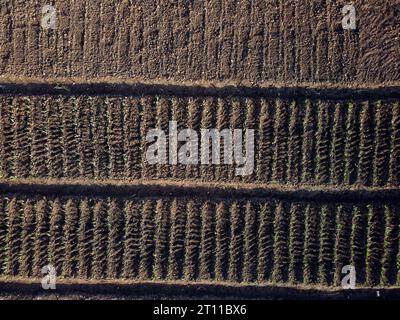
[1,278,399,300]
[1,178,400,202]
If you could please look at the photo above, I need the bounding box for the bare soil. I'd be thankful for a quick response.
[1,279,400,300]
[0,0,398,83]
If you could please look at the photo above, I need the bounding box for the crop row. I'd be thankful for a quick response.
[0,95,399,186]
[0,193,399,286]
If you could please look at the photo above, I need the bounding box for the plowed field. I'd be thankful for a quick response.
[0,0,399,299]
[0,0,398,83]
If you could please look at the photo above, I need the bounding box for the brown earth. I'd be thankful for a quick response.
[0,0,398,83]
[1,279,400,300]
[0,0,399,300]
[2,178,400,202]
